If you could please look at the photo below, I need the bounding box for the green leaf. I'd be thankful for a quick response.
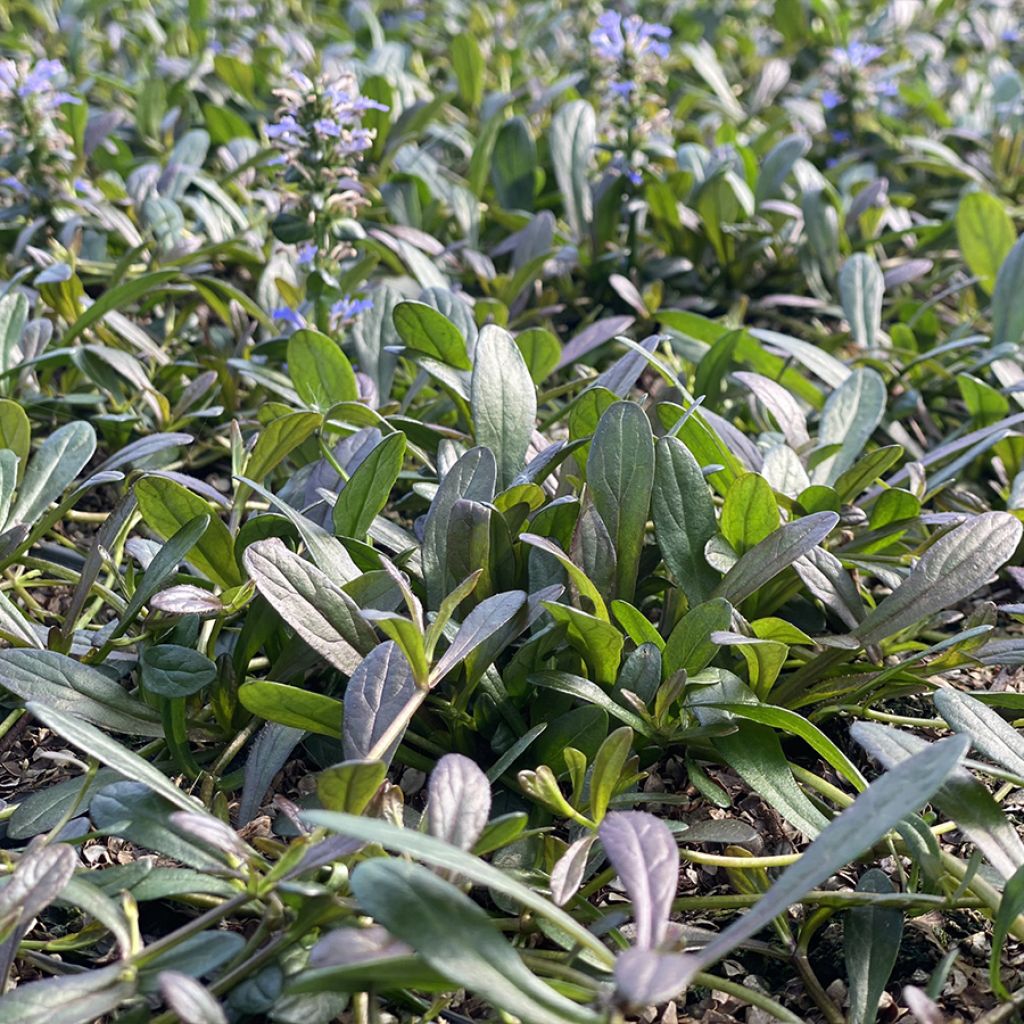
[471,324,536,490]
[855,512,1023,648]
[992,234,1024,346]
[542,601,623,685]
[287,330,359,408]
[590,727,633,822]
[239,681,343,737]
[845,869,904,1024]
[26,702,205,813]
[10,421,96,528]
[141,644,216,698]
[62,270,180,344]
[0,650,163,736]
[452,32,484,107]
[990,863,1024,1000]
[587,402,654,603]
[515,328,561,384]
[652,436,719,606]
[0,398,30,482]
[135,476,242,589]
[712,722,829,837]
[317,759,387,814]
[533,705,609,775]
[333,432,406,540]
[492,117,537,211]
[245,412,322,483]
[350,859,602,1024]
[956,191,1015,294]
[720,473,780,553]
[550,100,595,240]
[663,598,732,678]
[393,302,471,371]
[521,533,608,621]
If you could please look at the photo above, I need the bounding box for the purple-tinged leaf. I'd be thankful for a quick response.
[614,947,695,1008]
[599,811,679,949]
[854,512,1023,648]
[158,971,227,1024]
[557,315,635,370]
[343,642,417,765]
[714,512,839,606]
[309,924,413,969]
[431,591,527,685]
[550,834,597,906]
[150,585,224,617]
[426,753,491,851]
[243,538,376,675]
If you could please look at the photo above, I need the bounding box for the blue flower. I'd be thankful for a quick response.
[297,243,318,266]
[272,307,307,329]
[832,41,885,69]
[331,295,373,321]
[313,118,341,138]
[831,129,851,144]
[266,114,305,142]
[608,80,636,99]
[591,11,671,64]
[822,88,842,110]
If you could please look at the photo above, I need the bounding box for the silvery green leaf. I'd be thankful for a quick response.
[351,858,602,1024]
[0,843,76,979]
[0,649,163,736]
[647,732,969,996]
[714,512,839,605]
[426,753,491,851]
[851,722,1024,880]
[599,811,679,949]
[169,812,249,859]
[793,545,865,630]
[309,924,412,968]
[243,538,376,675]
[733,371,810,450]
[855,512,1023,648]
[9,421,96,527]
[550,100,595,240]
[471,324,536,491]
[150,585,225,616]
[158,971,228,1024]
[91,783,229,871]
[0,963,135,1024]
[812,368,886,485]
[839,253,885,350]
[933,688,1024,779]
[614,947,694,1008]
[343,641,416,765]
[26,702,205,813]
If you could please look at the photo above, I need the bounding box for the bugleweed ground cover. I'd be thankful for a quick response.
[3,0,1024,1020]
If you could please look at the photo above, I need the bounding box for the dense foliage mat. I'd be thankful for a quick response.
[0,0,1023,1020]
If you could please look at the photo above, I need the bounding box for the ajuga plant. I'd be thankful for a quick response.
[1,1,1024,1023]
